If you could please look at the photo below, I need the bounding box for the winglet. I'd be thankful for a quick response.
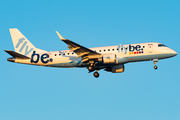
[56,31,66,40]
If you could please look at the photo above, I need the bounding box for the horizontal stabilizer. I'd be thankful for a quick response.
[4,50,31,59]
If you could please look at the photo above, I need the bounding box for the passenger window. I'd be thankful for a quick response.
[121,48,123,50]
[72,53,74,54]
[104,49,106,52]
[55,54,56,56]
[59,54,61,56]
[99,50,101,52]
[117,48,119,50]
[67,53,69,55]
[108,49,110,51]
[112,49,114,51]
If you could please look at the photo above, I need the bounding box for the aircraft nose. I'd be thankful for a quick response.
[170,50,177,56]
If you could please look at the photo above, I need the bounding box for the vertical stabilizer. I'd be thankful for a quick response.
[9,28,46,57]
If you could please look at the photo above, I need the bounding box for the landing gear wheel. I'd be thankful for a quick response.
[88,66,93,71]
[154,65,158,70]
[153,59,159,70]
[93,72,99,78]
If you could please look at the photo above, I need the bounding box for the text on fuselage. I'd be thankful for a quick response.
[122,45,144,54]
[31,51,53,64]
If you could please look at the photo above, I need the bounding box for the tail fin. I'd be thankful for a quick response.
[9,28,46,57]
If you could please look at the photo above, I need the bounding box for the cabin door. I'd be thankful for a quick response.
[148,44,153,53]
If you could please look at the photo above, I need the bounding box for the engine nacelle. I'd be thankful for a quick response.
[105,65,125,73]
[98,54,116,64]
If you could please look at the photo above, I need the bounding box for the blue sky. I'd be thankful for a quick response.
[0,0,180,120]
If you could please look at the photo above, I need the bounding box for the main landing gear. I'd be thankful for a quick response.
[88,66,93,71]
[93,70,99,78]
[87,61,100,78]
[153,59,159,70]
[88,61,95,71]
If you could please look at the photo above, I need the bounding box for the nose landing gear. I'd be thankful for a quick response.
[153,59,159,70]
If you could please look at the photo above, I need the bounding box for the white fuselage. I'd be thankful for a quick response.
[13,42,177,68]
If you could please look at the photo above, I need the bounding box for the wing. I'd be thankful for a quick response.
[56,31,101,62]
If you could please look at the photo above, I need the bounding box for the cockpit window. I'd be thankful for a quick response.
[158,44,167,47]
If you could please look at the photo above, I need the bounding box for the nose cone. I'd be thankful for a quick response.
[170,50,177,57]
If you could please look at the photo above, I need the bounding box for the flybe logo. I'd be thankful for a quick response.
[129,45,144,55]
[30,51,53,64]
[16,38,34,55]
[121,45,144,54]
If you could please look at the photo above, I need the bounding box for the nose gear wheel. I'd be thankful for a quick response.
[154,65,158,69]
[153,59,158,70]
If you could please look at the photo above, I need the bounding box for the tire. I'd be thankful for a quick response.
[93,72,99,78]
[154,65,158,70]
[88,66,93,71]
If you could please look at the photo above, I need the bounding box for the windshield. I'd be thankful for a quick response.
[158,44,167,47]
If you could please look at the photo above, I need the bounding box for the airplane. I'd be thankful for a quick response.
[5,28,177,78]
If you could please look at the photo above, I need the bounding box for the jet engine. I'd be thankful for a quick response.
[104,65,124,73]
[98,54,116,64]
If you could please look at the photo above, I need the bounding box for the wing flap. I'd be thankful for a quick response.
[69,47,80,52]
[76,52,90,58]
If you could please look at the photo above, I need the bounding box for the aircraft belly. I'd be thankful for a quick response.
[47,57,85,67]
[127,54,172,62]
[48,62,85,67]
[116,57,129,64]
